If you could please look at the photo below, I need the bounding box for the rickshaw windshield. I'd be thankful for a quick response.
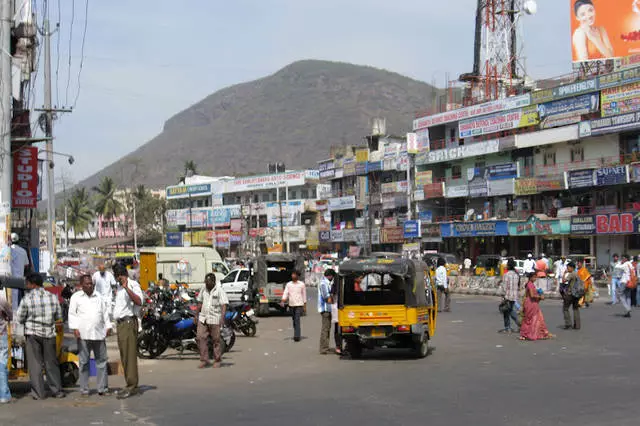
[476,257,500,268]
[343,273,405,306]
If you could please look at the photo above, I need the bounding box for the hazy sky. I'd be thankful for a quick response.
[36,0,569,187]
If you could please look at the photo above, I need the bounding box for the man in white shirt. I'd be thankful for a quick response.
[68,275,112,397]
[9,233,30,311]
[281,271,307,342]
[523,253,535,274]
[618,254,634,318]
[112,264,143,399]
[196,273,229,368]
[92,265,116,301]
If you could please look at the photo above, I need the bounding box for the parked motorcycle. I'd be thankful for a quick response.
[225,302,258,337]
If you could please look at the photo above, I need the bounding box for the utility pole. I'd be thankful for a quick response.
[43,3,56,269]
[0,0,12,276]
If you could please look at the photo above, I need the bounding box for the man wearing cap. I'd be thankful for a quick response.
[523,253,535,275]
[92,264,117,302]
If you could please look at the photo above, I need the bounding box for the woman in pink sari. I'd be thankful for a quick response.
[519,273,553,341]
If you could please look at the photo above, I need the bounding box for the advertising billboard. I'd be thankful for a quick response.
[458,106,539,138]
[570,0,640,63]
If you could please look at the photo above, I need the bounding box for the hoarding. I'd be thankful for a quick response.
[458,106,539,138]
[537,92,599,128]
[567,169,595,188]
[12,146,38,208]
[166,183,212,200]
[601,81,640,117]
[416,139,500,165]
[595,165,628,185]
[572,213,640,234]
[578,111,640,137]
[487,163,518,180]
[403,220,421,239]
[570,0,640,63]
[531,79,599,104]
[442,221,508,237]
[328,196,356,211]
[225,171,307,192]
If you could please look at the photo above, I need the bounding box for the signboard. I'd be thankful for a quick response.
[166,232,183,247]
[367,161,382,172]
[442,221,508,237]
[508,216,567,236]
[266,201,302,228]
[418,210,433,223]
[166,183,212,199]
[355,163,367,175]
[215,230,230,249]
[167,208,214,228]
[406,132,418,154]
[537,92,599,128]
[413,94,530,130]
[12,146,38,208]
[487,178,515,196]
[330,230,344,242]
[421,223,441,237]
[536,174,566,192]
[570,216,596,235]
[423,183,445,199]
[319,169,335,179]
[601,81,640,117]
[599,65,640,89]
[225,171,306,192]
[579,111,640,137]
[458,106,539,138]
[447,184,469,198]
[595,166,628,186]
[415,171,433,186]
[594,213,640,234]
[355,148,369,163]
[381,227,404,244]
[416,128,430,151]
[487,163,517,180]
[468,176,488,198]
[319,230,331,243]
[570,0,640,63]
[416,139,500,165]
[567,169,595,188]
[531,79,599,104]
[514,178,538,196]
[403,220,421,239]
[328,196,356,211]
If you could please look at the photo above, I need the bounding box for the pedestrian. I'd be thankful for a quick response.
[330,277,341,355]
[609,254,622,305]
[92,264,117,301]
[9,233,31,312]
[618,254,636,318]
[535,255,549,292]
[523,253,535,275]
[560,262,582,330]
[554,256,567,292]
[0,292,12,403]
[60,280,74,322]
[195,273,228,369]
[499,259,521,333]
[576,260,594,308]
[519,273,552,341]
[16,273,65,400]
[631,256,639,308]
[112,264,143,399]
[281,271,307,342]
[68,275,112,397]
[435,257,450,312]
[318,269,335,354]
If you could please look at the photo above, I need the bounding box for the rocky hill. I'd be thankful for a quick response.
[77,59,438,189]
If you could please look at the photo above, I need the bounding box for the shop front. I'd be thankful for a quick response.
[508,215,570,258]
[440,220,509,261]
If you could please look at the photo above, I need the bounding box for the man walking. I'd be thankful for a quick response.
[195,273,228,369]
[561,262,581,330]
[92,264,116,301]
[609,254,622,305]
[318,269,335,354]
[112,264,143,399]
[281,271,307,342]
[499,259,520,333]
[16,273,65,400]
[435,258,450,312]
[68,275,112,397]
[618,254,635,318]
[0,292,12,403]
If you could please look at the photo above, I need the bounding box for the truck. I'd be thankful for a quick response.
[139,247,229,290]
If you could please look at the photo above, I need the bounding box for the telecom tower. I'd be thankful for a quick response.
[459,0,537,105]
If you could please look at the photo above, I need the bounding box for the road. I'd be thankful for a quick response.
[3,292,640,425]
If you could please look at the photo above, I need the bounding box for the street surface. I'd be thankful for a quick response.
[3,291,640,425]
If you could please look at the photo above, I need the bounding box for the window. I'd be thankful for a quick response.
[238,270,250,282]
[523,156,534,177]
[221,271,238,283]
[451,165,462,180]
[543,151,556,166]
[301,189,309,199]
[570,146,584,162]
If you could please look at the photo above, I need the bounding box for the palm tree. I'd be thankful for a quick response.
[66,187,94,239]
[92,176,122,240]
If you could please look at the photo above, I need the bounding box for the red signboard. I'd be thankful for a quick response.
[381,227,404,244]
[595,213,635,234]
[423,183,444,199]
[12,147,38,208]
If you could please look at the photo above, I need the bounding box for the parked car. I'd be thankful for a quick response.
[220,269,251,302]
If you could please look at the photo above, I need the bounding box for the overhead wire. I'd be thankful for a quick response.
[73,0,89,108]
[55,0,61,106]
[64,0,75,106]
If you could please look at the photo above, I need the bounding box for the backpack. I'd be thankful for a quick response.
[570,275,585,298]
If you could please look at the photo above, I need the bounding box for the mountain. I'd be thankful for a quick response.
[77,59,438,189]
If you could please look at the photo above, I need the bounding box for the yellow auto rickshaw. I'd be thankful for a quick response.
[474,254,504,277]
[3,277,79,387]
[338,254,437,359]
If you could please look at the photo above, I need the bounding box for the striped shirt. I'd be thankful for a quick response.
[16,287,62,338]
[197,285,229,326]
[502,271,520,302]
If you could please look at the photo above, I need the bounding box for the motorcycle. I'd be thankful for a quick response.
[225,302,258,337]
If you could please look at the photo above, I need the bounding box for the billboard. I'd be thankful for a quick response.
[13,146,38,208]
[570,0,640,63]
[458,106,539,138]
[601,81,640,116]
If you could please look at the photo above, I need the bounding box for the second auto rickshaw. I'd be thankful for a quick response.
[338,255,437,359]
[474,254,504,277]
[249,253,306,316]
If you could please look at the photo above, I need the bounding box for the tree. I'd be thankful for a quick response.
[66,187,94,239]
[121,185,166,246]
[184,160,197,177]
[92,176,122,239]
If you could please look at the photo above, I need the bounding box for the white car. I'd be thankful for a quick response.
[220,268,250,302]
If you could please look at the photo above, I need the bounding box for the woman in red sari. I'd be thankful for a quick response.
[520,273,553,341]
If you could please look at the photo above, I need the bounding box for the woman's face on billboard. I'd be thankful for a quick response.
[576,4,595,27]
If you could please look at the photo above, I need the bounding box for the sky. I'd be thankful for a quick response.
[32,0,571,188]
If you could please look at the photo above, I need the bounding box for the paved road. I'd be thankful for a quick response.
[3,292,640,425]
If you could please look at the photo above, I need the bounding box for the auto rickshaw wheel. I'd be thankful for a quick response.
[345,339,362,359]
[60,362,79,387]
[414,335,429,359]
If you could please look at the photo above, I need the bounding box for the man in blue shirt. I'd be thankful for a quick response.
[318,269,336,354]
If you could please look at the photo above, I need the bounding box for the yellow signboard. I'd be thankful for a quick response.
[355,148,369,163]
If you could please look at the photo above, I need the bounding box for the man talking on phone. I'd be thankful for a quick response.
[112,264,143,399]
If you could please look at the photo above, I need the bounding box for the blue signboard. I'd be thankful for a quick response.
[418,210,433,223]
[579,111,640,138]
[166,183,212,199]
[166,232,183,247]
[537,92,599,119]
[441,221,508,237]
[567,169,595,188]
[367,161,382,172]
[487,163,518,180]
[355,163,367,175]
[403,220,421,239]
[595,166,628,186]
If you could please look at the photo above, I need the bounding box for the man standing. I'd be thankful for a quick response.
[435,257,450,312]
[554,256,567,292]
[16,273,65,400]
[0,292,12,403]
[499,259,520,333]
[68,275,112,397]
[195,273,228,369]
[561,262,581,330]
[523,253,535,275]
[112,264,143,399]
[281,271,307,342]
[92,264,116,301]
[618,254,635,318]
[535,255,549,292]
[9,233,30,312]
[610,254,622,305]
[318,269,335,354]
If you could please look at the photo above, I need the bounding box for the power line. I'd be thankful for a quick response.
[55,0,61,105]
[64,0,75,106]
[73,0,89,108]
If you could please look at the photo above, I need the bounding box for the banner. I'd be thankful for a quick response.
[536,174,566,192]
[538,92,599,128]
[415,171,433,186]
[599,65,640,89]
[487,178,515,196]
[442,221,508,237]
[417,139,500,165]
[579,111,640,137]
[487,163,517,180]
[166,232,183,247]
[468,176,488,198]
[567,169,595,188]
[458,106,539,138]
[166,183,211,200]
[328,196,356,211]
[631,162,640,182]
[601,81,640,117]
[531,79,599,104]
[355,148,369,163]
[509,216,567,236]
[595,166,628,186]
[570,0,640,63]
[447,184,469,198]
[423,183,445,199]
[514,178,537,196]
[13,146,38,208]
[226,171,307,192]
[381,227,404,244]
[403,220,421,239]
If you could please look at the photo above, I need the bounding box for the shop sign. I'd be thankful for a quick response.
[579,111,640,138]
[319,230,331,243]
[487,178,515,196]
[508,216,566,236]
[334,168,344,178]
[444,220,509,237]
[599,65,640,89]
[514,178,537,196]
[536,174,565,192]
[595,166,628,186]
[415,171,433,186]
[381,182,396,194]
[601,81,640,117]
[531,78,598,104]
[468,176,488,198]
[396,181,408,193]
[567,169,595,188]
[230,219,242,232]
[458,106,539,138]
[12,146,38,208]
[421,222,441,237]
[537,92,599,120]
[447,184,469,198]
[355,148,369,163]
[594,213,640,234]
[230,231,243,243]
[226,171,307,193]
[631,163,640,183]
[320,169,335,179]
[367,161,382,172]
[403,220,421,239]
[330,230,344,242]
[384,217,398,228]
[318,160,334,172]
[328,196,356,211]
[215,230,230,249]
[381,227,404,244]
[343,160,356,176]
[570,216,596,235]
[423,183,445,199]
[416,128,430,151]
[397,153,409,171]
[166,183,212,199]
[355,163,367,175]
[416,139,500,165]
[418,211,433,223]
[166,232,183,247]
[540,113,582,129]
[487,163,518,180]
[383,157,397,171]
[414,189,425,202]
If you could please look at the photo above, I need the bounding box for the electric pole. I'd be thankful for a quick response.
[0,0,12,276]
[43,3,56,269]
